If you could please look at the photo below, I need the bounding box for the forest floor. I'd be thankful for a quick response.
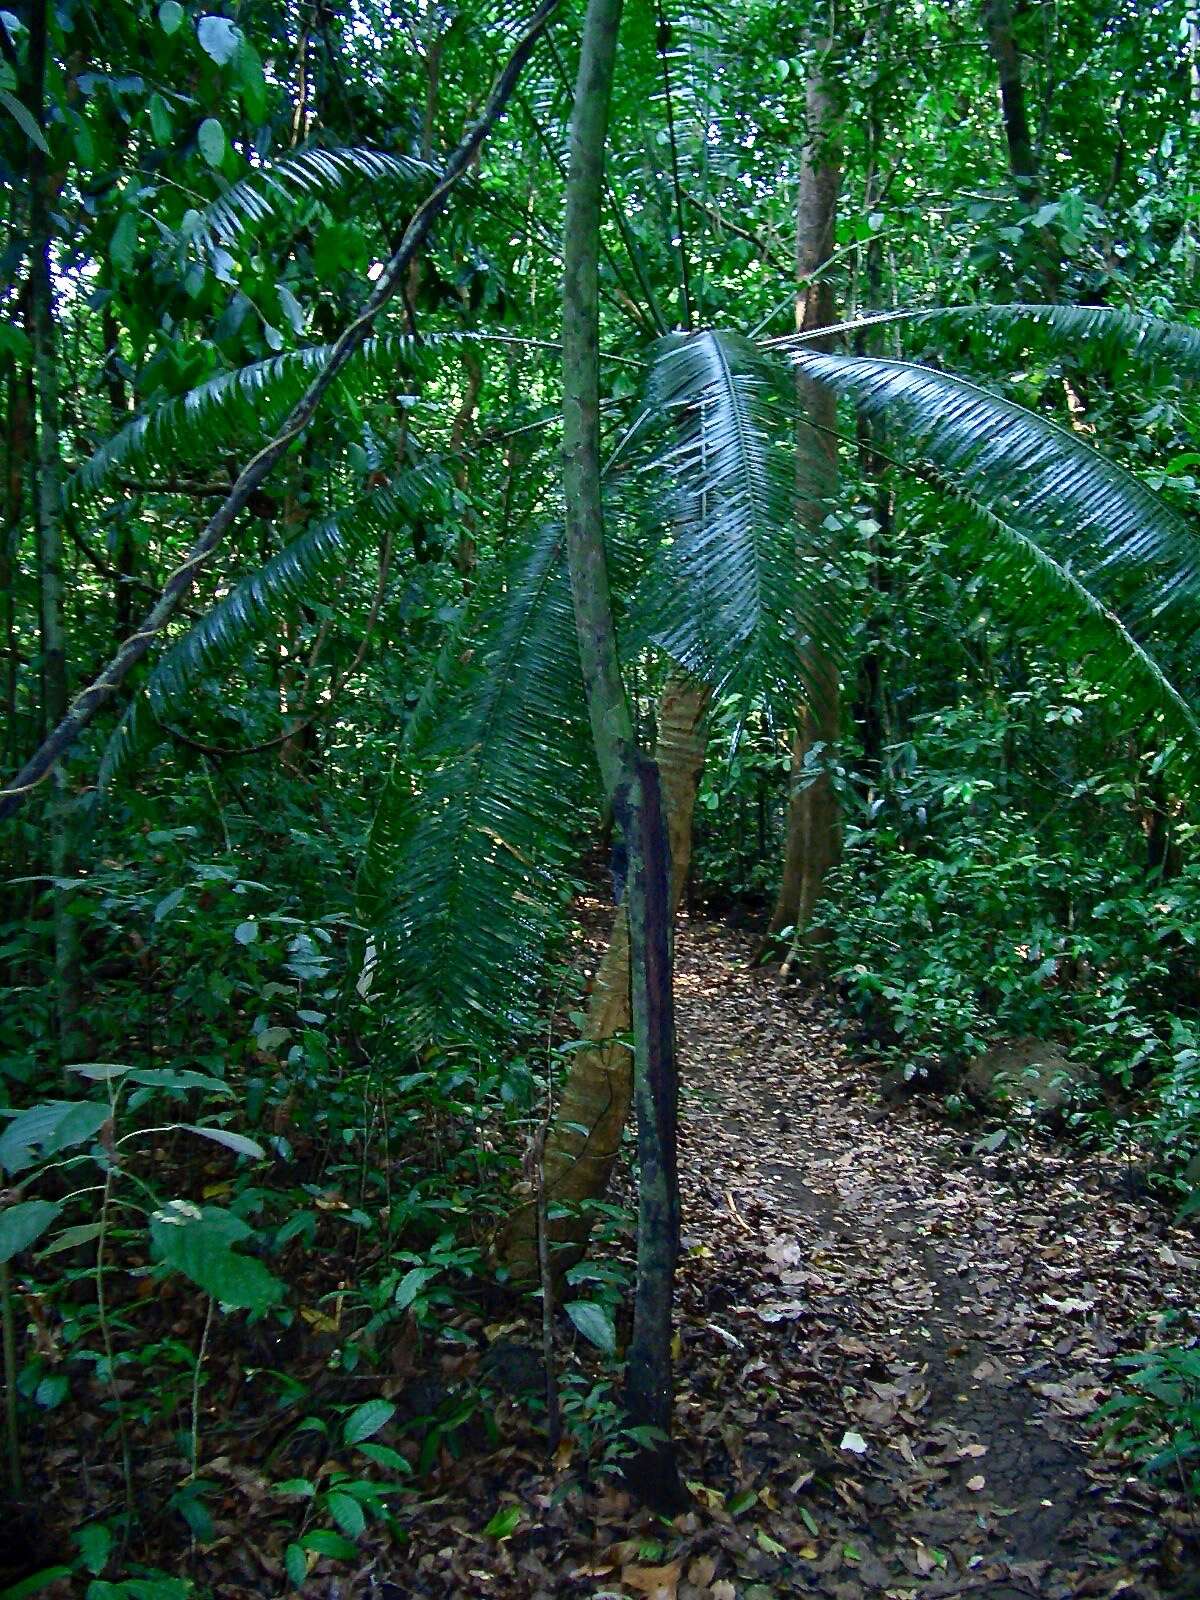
[374,911,1200,1600]
[13,912,1200,1600]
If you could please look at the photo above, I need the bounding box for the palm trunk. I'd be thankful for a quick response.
[499,674,708,1281]
[762,44,841,967]
[559,0,684,1508]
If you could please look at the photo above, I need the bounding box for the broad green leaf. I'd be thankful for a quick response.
[74,1523,112,1576]
[68,1062,133,1081]
[392,1265,437,1310]
[0,1200,62,1264]
[150,1201,283,1313]
[180,1124,266,1159]
[38,1221,103,1257]
[196,15,243,64]
[234,920,258,944]
[158,0,184,32]
[297,1529,358,1560]
[154,886,187,922]
[197,117,226,168]
[326,1492,366,1538]
[565,1299,616,1356]
[284,1545,307,1588]
[110,212,137,274]
[342,1398,395,1445]
[0,1100,110,1175]
[127,1068,230,1095]
[148,92,173,143]
[482,1505,521,1539]
[35,1373,67,1408]
[354,1441,412,1471]
[0,88,49,153]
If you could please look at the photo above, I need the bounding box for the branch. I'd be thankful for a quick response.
[0,0,563,821]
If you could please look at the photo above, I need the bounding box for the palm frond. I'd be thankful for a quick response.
[794,351,1200,635]
[97,464,451,796]
[68,332,541,503]
[629,329,851,715]
[185,145,433,257]
[361,520,592,1051]
[779,304,1200,379]
[933,472,1200,754]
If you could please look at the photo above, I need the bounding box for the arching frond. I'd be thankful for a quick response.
[186,145,433,257]
[360,521,593,1051]
[795,351,1200,631]
[630,329,852,715]
[68,332,548,503]
[793,351,1200,748]
[931,472,1200,756]
[778,304,1200,379]
[97,463,451,796]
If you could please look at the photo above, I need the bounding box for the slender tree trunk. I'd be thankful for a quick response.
[559,0,684,1508]
[27,0,82,1065]
[101,303,135,644]
[762,44,841,965]
[983,0,1038,198]
[852,105,895,789]
[498,675,708,1280]
[3,362,31,773]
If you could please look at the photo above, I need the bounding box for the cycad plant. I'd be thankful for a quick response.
[5,0,1200,1510]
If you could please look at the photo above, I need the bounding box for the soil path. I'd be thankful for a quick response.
[667,919,1200,1599]
[354,910,1199,1600]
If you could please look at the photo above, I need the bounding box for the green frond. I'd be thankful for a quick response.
[361,521,592,1051]
[96,463,451,796]
[779,304,1200,379]
[629,329,851,715]
[793,352,1200,638]
[932,471,1200,757]
[70,332,572,504]
[187,145,433,256]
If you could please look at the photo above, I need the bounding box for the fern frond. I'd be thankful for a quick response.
[362,521,592,1051]
[186,145,433,256]
[629,329,851,715]
[793,352,1200,638]
[69,332,545,503]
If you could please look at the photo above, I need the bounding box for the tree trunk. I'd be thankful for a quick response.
[27,0,82,1066]
[498,674,708,1281]
[982,0,1038,198]
[762,44,841,966]
[558,0,684,1508]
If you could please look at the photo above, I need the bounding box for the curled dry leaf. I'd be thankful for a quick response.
[620,1559,682,1599]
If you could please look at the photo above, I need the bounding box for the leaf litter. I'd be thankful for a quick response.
[10,911,1199,1598]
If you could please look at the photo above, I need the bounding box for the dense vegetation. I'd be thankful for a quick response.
[1,0,1198,1593]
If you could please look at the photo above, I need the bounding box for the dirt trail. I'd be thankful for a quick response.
[313,910,1200,1600]
[669,919,1200,1598]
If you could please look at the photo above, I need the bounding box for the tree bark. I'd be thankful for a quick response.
[559,0,684,1509]
[26,0,82,1064]
[498,674,708,1281]
[982,0,1038,198]
[762,43,842,966]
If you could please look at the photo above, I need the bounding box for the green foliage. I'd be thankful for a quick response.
[361,520,592,1050]
[1099,1339,1200,1501]
[631,329,852,715]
